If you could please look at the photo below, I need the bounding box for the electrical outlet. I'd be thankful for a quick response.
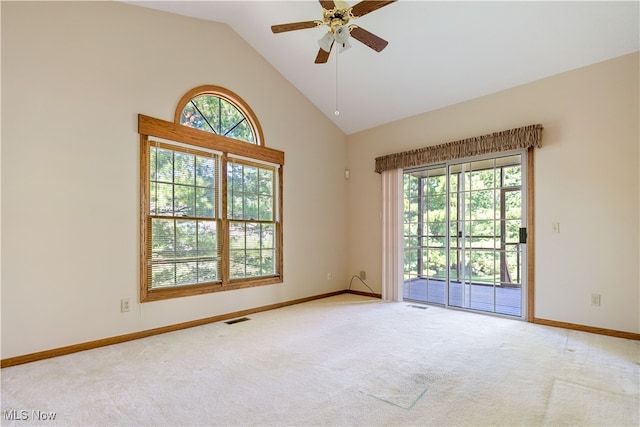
[359,270,366,280]
[590,293,601,307]
[121,298,130,312]
[326,272,332,280]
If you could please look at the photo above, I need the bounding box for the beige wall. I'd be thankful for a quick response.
[1,1,348,358]
[346,53,639,334]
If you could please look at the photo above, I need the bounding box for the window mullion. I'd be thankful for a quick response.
[218,97,222,135]
[224,118,246,137]
[190,100,217,134]
[221,153,230,286]
[173,218,178,286]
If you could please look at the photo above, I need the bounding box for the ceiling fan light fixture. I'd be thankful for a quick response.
[334,25,350,45]
[318,31,334,52]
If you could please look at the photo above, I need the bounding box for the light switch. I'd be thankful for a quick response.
[552,222,560,234]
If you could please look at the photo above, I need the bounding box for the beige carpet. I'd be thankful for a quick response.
[1,294,638,426]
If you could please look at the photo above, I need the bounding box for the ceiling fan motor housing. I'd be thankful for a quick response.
[324,7,353,33]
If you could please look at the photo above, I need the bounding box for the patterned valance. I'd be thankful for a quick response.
[374,124,543,173]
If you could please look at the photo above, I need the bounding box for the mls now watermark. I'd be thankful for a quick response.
[3,409,57,421]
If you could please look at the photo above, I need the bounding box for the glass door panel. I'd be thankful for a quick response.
[403,166,447,304]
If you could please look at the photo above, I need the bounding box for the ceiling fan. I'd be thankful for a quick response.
[271,0,397,64]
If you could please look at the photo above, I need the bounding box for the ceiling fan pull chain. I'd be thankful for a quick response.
[335,48,340,116]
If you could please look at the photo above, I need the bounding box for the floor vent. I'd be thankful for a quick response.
[408,304,428,310]
[225,317,250,325]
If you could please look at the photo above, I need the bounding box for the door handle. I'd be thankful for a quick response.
[519,227,527,244]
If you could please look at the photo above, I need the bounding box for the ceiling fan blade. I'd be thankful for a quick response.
[318,0,336,9]
[350,26,388,52]
[271,21,319,34]
[350,0,397,18]
[315,42,333,64]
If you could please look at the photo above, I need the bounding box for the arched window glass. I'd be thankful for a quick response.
[175,85,263,145]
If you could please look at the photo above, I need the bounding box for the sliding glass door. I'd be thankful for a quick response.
[403,152,526,318]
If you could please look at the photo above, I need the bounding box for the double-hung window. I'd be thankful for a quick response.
[227,159,277,279]
[139,86,284,302]
[148,143,220,288]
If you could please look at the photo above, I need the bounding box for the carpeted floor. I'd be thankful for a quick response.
[1,294,638,426]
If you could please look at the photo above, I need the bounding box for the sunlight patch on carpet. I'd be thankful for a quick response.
[543,378,639,426]
[361,372,430,409]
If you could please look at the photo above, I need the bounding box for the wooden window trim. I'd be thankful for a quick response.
[139,114,284,303]
[526,146,535,321]
[139,115,283,164]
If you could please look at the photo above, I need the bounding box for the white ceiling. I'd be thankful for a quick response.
[123,1,639,135]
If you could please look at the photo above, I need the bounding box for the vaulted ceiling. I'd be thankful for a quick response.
[123,1,639,134]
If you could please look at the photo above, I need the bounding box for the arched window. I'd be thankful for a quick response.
[174,85,264,145]
[138,86,283,302]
